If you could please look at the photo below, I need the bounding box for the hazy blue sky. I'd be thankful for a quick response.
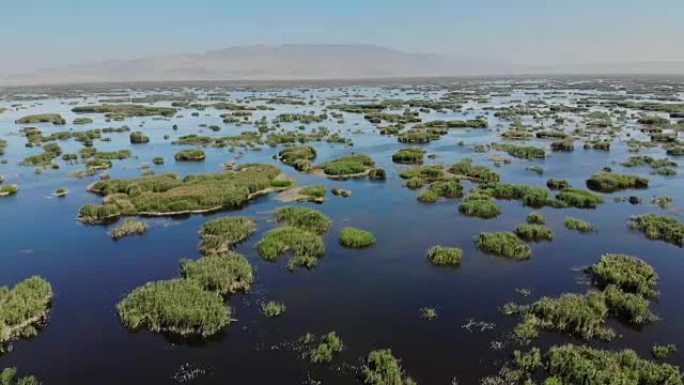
[2,0,683,75]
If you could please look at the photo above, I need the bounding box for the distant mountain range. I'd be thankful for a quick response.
[2,44,684,86]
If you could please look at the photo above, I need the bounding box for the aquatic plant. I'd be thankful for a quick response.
[152,157,164,165]
[475,232,531,260]
[628,214,684,246]
[417,189,438,203]
[449,158,500,183]
[338,227,376,248]
[261,301,286,317]
[555,188,604,208]
[0,368,40,385]
[108,218,147,240]
[15,114,65,125]
[79,164,285,222]
[564,217,596,233]
[492,143,546,159]
[256,226,324,270]
[318,154,374,176]
[459,196,500,219]
[550,139,574,152]
[652,344,677,359]
[426,246,462,266]
[368,168,387,180]
[299,185,326,201]
[428,180,464,198]
[586,172,649,192]
[199,216,256,254]
[526,212,545,224]
[0,276,53,351]
[331,187,352,197]
[546,178,570,190]
[589,253,658,299]
[361,349,416,385]
[274,206,331,234]
[310,331,344,364]
[392,147,425,164]
[72,104,176,119]
[420,307,438,321]
[514,224,553,242]
[174,149,206,161]
[180,252,253,294]
[0,184,18,197]
[117,278,229,337]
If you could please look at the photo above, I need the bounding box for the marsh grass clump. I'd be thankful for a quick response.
[72,104,176,119]
[116,278,229,337]
[15,114,65,125]
[526,212,545,224]
[179,252,252,295]
[175,149,206,161]
[628,214,684,247]
[392,147,426,164]
[550,139,575,152]
[73,117,93,124]
[0,367,40,384]
[299,185,326,201]
[261,301,286,317]
[309,331,344,364]
[546,178,570,190]
[555,188,604,209]
[331,187,352,197]
[0,184,18,197]
[514,224,553,242]
[256,226,324,271]
[274,206,331,234]
[0,276,53,351]
[361,349,416,385]
[318,154,374,176]
[368,168,386,180]
[586,172,649,192]
[417,189,439,203]
[152,157,164,165]
[338,227,376,248]
[459,196,501,219]
[199,216,256,254]
[278,145,316,171]
[449,158,500,183]
[53,187,68,197]
[129,131,150,144]
[564,217,596,233]
[652,344,677,359]
[589,254,658,299]
[108,218,147,240]
[492,143,546,159]
[79,164,284,222]
[426,246,462,266]
[476,232,531,260]
[420,307,438,321]
[428,180,463,198]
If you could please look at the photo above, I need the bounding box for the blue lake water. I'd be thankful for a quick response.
[0,82,683,384]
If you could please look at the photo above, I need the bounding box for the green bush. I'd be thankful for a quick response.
[475,232,531,260]
[338,227,376,248]
[426,246,462,266]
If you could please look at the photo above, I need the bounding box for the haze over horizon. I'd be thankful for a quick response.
[2,0,684,84]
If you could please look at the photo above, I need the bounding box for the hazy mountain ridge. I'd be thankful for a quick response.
[2,44,683,86]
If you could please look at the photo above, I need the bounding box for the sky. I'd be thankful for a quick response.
[2,0,683,76]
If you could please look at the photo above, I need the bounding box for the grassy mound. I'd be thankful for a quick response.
[0,276,53,349]
[338,227,376,248]
[392,147,425,164]
[117,278,229,337]
[514,224,553,242]
[278,145,316,171]
[426,246,462,266]
[459,196,500,218]
[274,206,331,234]
[256,226,325,270]
[198,216,256,255]
[564,217,596,233]
[628,214,684,246]
[174,149,206,161]
[318,154,374,176]
[180,252,253,294]
[108,219,147,240]
[586,172,649,192]
[475,232,531,260]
